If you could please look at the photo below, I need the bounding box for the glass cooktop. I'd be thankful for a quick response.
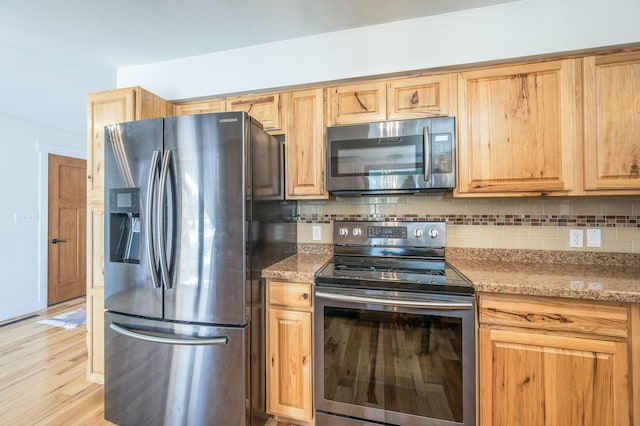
[315,255,474,295]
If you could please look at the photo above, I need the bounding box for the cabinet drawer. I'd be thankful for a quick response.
[479,294,628,338]
[268,281,312,308]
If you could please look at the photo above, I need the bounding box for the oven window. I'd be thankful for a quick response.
[330,135,423,177]
[323,307,463,422]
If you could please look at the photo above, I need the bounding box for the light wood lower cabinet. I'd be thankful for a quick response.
[478,294,632,426]
[266,280,314,423]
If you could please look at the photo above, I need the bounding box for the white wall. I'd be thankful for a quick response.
[117,0,640,100]
[0,113,84,322]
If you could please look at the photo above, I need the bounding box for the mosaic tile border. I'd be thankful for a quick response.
[298,214,640,228]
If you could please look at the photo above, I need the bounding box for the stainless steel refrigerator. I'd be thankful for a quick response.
[103,112,296,426]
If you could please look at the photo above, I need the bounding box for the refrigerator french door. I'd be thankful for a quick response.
[103,112,295,426]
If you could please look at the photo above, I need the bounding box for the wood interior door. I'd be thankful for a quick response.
[48,154,87,305]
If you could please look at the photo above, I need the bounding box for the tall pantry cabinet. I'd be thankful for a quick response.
[86,87,174,382]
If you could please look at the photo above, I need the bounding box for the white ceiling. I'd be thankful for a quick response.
[0,0,516,133]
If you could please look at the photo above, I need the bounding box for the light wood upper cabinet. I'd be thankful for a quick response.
[174,98,225,115]
[86,86,174,384]
[226,93,282,132]
[387,74,456,120]
[328,81,387,125]
[329,75,455,125]
[479,294,632,426]
[284,88,328,199]
[86,88,135,196]
[583,51,640,192]
[266,280,314,422]
[456,60,579,196]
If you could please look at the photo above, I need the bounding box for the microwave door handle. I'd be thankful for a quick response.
[423,126,431,181]
[146,150,162,289]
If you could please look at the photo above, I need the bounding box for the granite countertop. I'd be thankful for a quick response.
[262,247,640,303]
[448,257,640,303]
[262,253,332,282]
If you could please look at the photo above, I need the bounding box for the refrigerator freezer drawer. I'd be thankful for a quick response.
[105,312,248,426]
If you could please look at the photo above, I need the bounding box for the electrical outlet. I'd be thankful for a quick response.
[569,229,583,248]
[312,225,322,241]
[587,229,602,247]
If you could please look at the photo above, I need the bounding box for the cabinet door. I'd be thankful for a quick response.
[86,87,173,196]
[87,88,136,195]
[457,60,579,196]
[86,287,104,384]
[174,99,225,115]
[135,87,175,119]
[328,81,386,125]
[226,93,282,132]
[584,52,640,192]
[267,308,313,421]
[284,89,328,199]
[479,328,630,426]
[387,74,456,119]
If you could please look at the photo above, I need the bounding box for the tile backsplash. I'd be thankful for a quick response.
[296,194,640,253]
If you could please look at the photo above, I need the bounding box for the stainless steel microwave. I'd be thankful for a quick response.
[326,116,456,195]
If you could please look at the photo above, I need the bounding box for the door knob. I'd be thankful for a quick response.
[51,238,67,244]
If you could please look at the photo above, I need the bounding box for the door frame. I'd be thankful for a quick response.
[37,142,86,310]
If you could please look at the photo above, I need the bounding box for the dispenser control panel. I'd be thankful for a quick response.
[109,188,140,214]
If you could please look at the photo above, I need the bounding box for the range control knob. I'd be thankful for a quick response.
[413,228,424,238]
[352,227,362,237]
[338,227,349,237]
[428,228,439,239]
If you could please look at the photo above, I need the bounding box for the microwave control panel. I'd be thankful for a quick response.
[431,133,453,174]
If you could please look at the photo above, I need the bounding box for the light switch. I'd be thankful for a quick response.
[14,213,39,224]
[312,225,322,241]
[587,229,602,247]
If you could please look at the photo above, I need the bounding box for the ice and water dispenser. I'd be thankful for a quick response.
[109,188,140,264]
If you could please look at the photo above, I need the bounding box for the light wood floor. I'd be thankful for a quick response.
[0,297,112,425]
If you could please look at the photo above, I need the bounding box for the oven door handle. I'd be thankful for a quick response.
[315,291,473,310]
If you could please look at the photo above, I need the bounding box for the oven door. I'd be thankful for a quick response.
[314,286,475,426]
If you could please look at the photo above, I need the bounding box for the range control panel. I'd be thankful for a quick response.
[333,221,446,248]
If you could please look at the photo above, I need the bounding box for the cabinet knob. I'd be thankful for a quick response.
[302,293,309,300]
[631,162,639,178]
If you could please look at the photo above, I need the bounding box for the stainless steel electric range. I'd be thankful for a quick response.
[314,221,475,426]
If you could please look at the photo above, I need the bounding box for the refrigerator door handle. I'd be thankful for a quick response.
[158,150,172,289]
[146,150,162,289]
[110,322,230,346]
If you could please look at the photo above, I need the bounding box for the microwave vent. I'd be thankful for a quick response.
[378,137,402,144]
